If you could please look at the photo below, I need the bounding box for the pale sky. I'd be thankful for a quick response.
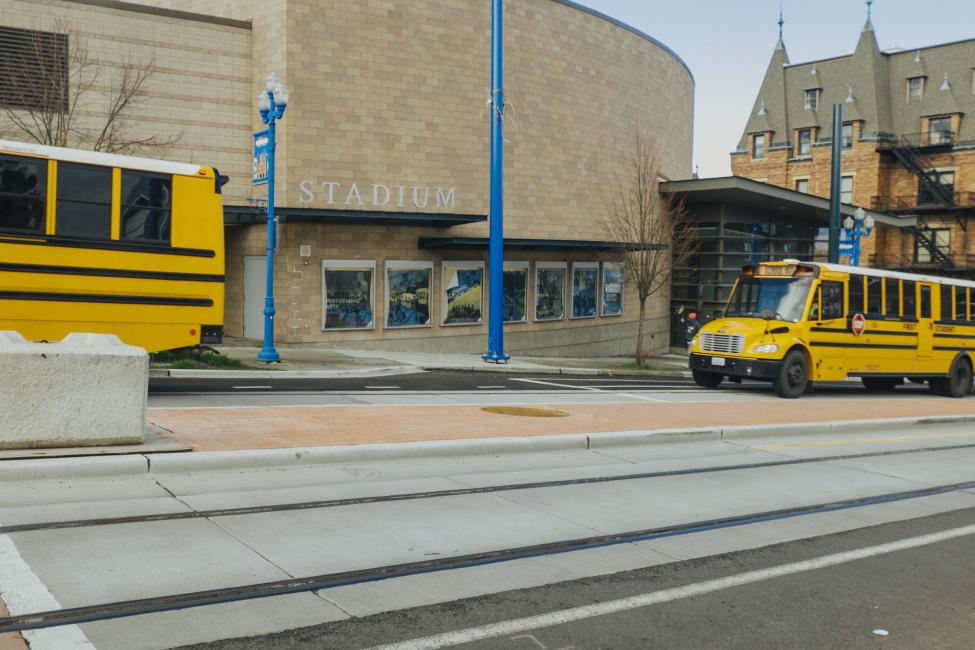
[575,0,975,178]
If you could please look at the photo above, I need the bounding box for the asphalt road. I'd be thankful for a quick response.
[179,507,975,650]
[148,370,927,395]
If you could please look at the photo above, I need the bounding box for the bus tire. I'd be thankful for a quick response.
[773,349,808,399]
[692,371,723,388]
[861,377,902,392]
[943,357,973,398]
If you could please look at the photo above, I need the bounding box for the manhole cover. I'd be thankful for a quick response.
[480,406,570,418]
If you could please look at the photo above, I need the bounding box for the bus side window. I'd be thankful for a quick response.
[955,286,968,322]
[920,285,932,319]
[885,279,900,317]
[822,281,843,320]
[903,280,916,318]
[969,288,975,323]
[848,275,865,315]
[940,285,953,321]
[866,276,882,315]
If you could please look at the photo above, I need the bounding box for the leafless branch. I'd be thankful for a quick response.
[0,20,180,155]
[601,127,698,365]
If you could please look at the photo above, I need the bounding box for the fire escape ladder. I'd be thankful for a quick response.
[907,224,953,268]
[888,144,966,231]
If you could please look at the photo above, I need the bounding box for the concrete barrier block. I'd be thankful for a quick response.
[0,332,148,449]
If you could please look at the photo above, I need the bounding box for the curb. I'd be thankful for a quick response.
[419,365,690,377]
[158,366,423,379]
[6,415,972,480]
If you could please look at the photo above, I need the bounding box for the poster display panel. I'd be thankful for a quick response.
[442,262,483,325]
[601,262,624,316]
[503,262,529,323]
[322,261,375,330]
[571,263,598,319]
[386,263,432,328]
[535,263,566,321]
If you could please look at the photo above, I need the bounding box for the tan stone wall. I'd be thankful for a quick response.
[733,120,975,269]
[0,0,253,204]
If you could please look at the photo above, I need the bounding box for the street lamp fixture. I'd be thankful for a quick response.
[841,206,875,267]
[255,73,291,364]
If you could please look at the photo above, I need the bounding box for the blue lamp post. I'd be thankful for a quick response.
[841,206,875,266]
[255,73,290,363]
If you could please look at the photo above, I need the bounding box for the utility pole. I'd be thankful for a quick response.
[483,0,509,363]
[828,103,843,263]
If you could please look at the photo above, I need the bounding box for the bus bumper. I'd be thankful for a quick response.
[689,353,780,381]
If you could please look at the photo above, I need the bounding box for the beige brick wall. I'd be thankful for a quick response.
[0,0,253,204]
[12,0,692,356]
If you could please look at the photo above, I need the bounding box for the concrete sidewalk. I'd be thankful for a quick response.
[152,339,690,378]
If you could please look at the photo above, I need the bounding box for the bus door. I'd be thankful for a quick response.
[917,283,934,359]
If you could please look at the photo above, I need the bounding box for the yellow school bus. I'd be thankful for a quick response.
[0,140,226,352]
[689,260,975,398]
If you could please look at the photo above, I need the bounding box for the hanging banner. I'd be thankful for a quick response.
[252,130,269,185]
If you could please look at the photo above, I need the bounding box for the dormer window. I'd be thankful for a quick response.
[752,133,765,160]
[907,76,925,100]
[804,89,820,110]
[796,129,814,157]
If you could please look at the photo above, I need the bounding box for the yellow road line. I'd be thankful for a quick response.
[759,431,975,449]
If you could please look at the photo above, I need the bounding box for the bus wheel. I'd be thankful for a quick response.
[943,358,973,398]
[692,371,723,388]
[861,377,902,392]
[773,350,808,399]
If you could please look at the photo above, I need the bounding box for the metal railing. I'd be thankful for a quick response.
[870,252,975,269]
[871,192,975,211]
[892,130,957,149]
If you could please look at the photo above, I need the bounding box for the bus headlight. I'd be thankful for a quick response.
[752,343,779,354]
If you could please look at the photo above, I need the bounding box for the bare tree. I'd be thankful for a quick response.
[602,129,697,367]
[0,21,179,154]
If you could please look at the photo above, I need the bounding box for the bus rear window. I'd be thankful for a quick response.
[0,154,46,233]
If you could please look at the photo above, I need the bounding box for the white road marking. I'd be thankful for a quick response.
[0,535,95,649]
[232,385,273,390]
[510,378,665,402]
[365,385,401,389]
[477,386,506,389]
[367,523,975,650]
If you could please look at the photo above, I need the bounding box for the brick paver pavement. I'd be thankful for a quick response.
[0,598,27,650]
[148,397,975,452]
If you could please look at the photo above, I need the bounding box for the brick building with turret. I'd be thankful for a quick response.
[731,4,975,276]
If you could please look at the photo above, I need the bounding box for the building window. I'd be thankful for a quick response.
[441,261,483,326]
[795,179,809,193]
[918,170,955,205]
[752,133,765,160]
[840,176,854,204]
[915,229,951,264]
[503,261,529,323]
[804,89,819,110]
[570,262,598,319]
[535,262,566,321]
[322,260,375,330]
[842,123,854,150]
[120,172,171,243]
[0,154,46,233]
[0,26,68,111]
[601,262,624,316]
[385,261,432,328]
[56,163,112,239]
[928,116,952,145]
[796,129,813,156]
[907,76,925,100]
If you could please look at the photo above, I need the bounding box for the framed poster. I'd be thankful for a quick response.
[503,261,529,323]
[534,262,566,321]
[571,262,599,319]
[601,262,624,316]
[442,261,484,325]
[322,260,375,330]
[385,261,433,328]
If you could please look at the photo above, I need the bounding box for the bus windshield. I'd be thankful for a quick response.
[725,276,814,323]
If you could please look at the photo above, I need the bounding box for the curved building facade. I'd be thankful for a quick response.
[0,0,693,356]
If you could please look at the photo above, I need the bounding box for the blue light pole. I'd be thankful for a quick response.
[256,73,290,363]
[841,206,875,266]
[483,0,509,363]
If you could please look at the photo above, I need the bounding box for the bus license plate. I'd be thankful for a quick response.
[711,357,726,367]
